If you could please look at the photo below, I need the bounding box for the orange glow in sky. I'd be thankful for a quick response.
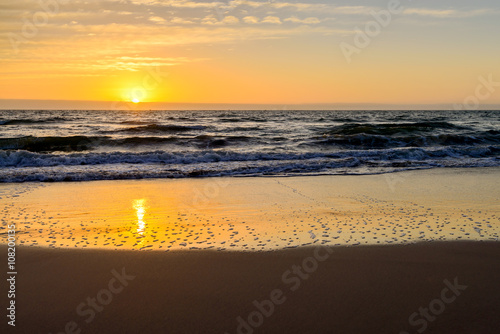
[0,0,499,108]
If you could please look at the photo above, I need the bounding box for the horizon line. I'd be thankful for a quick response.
[1,99,499,111]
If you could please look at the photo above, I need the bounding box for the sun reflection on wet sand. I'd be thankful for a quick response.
[2,172,499,251]
[133,199,147,236]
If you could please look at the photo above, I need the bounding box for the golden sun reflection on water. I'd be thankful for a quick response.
[133,199,147,236]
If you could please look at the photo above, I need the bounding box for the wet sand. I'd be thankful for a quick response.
[2,242,500,333]
[1,168,499,251]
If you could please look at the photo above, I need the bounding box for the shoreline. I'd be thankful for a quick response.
[0,165,498,185]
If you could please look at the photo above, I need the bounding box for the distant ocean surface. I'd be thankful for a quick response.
[0,110,499,182]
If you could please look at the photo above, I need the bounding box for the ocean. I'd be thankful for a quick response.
[0,109,499,182]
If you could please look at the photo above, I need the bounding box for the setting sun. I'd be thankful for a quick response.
[132,98,140,104]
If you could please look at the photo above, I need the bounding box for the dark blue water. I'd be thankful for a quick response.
[0,109,499,182]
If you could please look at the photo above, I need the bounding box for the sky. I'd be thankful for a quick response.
[0,0,500,109]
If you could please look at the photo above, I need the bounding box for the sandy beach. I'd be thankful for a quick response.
[1,242,500,333]
[1,168,499,333]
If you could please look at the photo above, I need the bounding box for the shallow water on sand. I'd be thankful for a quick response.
[1,169,498,251]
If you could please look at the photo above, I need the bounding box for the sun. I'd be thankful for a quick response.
[132,98,140,103]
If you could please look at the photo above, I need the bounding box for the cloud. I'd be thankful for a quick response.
[170,17,195,24]
[261,16,281,24]
[403,8,494,18]
[0,54,194,77]
[243,16,259,24]
[329,6,373,15]
[284,16,321,25]
[149,16,166,23]
[222,15,239,24]
[201,15,219,25]
[227,0,325,11]
[3,0,498,67]
[127,0,221,9]
[201,15,239,25]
